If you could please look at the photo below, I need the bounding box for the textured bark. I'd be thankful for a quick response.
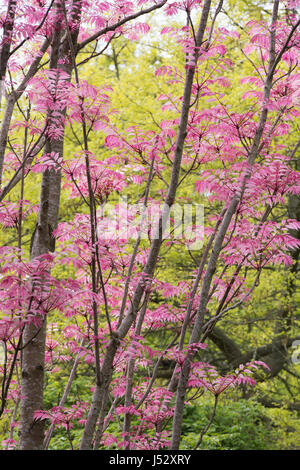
[19,161,63,448]
[19,161,60,448]
[19,0,82,449]
[19,321,47,450]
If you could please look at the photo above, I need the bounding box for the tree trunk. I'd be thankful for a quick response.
[19,0,82,449]
[79,0,213,450]
[170,0,281,449]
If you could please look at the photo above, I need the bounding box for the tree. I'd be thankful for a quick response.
[0,0,299,450]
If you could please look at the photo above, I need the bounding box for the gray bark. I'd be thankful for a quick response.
[170,0,283,449]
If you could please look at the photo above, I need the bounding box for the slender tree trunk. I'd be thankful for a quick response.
[0,37,50,187]
[80,0,213,450]
[170,0,281,449]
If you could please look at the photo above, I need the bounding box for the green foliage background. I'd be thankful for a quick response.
[0,1,299,450]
